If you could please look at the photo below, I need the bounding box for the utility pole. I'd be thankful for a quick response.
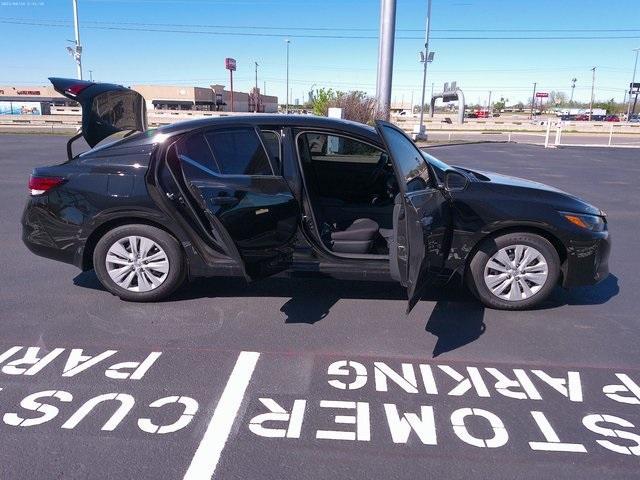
[589,67,596,121]
[626,48,640,120]
[89,70,93,82]
[429,82,434,115]
[415,0,432,138]
[254,62,259,113]
[68,0,83,80]
[487,90,492,116]
[254,62,259,91]
[285,39,291,114]
[530,82,537,119]
[570,78,577,104]
[376,0,397,121]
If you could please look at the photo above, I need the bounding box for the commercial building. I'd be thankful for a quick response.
[0,83,278,115]
[0,85,77,115]
[132,84,278,113]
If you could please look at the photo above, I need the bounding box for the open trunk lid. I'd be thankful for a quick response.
[50,77,148,149]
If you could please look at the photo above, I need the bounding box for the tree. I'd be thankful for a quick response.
[333,91,380,124]
[549,91,568,106]
[310,88,337,116]
[493,97,507,112]
[311,88,381,124]
[593,98,624,114]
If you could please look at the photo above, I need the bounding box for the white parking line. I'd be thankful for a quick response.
[183,351,260,480]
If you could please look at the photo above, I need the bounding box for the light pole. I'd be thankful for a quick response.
[66,0,83,80]
[487,90,492,116]
[530,82,537,119]
[589,67,596,121]
[626,48,640,120]
[570,78,577,104]
[89,70,93,82]
[285,39,290,114]
[415,0,432,140]
[376,0,397,121]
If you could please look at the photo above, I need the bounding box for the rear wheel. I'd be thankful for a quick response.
[467,232,560,310]
[93,224,186,302]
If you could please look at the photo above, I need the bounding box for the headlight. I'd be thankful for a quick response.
[560,212,606,232]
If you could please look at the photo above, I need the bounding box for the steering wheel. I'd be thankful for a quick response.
[366,153,390,189]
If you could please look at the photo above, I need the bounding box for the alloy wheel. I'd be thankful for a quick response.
[105,236,170,292]
[483,244,549,302]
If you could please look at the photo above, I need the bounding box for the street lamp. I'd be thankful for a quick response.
[626,48,640,120]
[570,78,577,104]
[589,67,596,121]
[68,0,83,80]
[285,39,291,114]
[414,0,433,141]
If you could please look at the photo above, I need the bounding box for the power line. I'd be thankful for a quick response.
[3,16,640,33]
[1,19,639,40]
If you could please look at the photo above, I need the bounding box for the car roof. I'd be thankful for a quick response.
[157,114,380,142]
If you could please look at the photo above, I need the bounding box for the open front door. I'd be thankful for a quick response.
[160,127,300,281]
[375,121,448,313]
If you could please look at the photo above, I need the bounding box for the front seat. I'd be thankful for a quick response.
[331,218,379,254]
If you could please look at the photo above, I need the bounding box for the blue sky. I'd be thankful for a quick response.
[0,0,638,104]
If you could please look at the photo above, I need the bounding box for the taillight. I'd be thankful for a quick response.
[28,175,65,195]
[65,83,91,96]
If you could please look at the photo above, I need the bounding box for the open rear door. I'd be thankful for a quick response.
[375,121,448,313]
[50,77,147,149]
[158,128,300,281]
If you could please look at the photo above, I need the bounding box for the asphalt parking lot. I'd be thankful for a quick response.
[1,134,639,479]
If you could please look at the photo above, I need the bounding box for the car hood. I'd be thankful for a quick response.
[459,167,603,216]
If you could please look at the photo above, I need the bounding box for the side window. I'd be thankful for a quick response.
[179,133,219,174]
[299,132,384,164]
[204,128,273,176]
[260,130,281,174]
[378,125,429,191]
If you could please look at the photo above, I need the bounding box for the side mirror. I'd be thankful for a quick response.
[444,170,469,192]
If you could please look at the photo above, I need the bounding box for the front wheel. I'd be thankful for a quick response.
[467,232,560,310]
[93,224,186,302]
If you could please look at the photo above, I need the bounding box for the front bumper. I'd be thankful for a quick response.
[561,229,611,288]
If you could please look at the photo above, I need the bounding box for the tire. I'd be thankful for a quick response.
[93,224,186,302]
[466,232,560,310]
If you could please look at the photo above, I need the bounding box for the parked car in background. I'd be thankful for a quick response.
[574,114,590,121]
[604,115,620,122]
[630,114,640,123]
[22,78,611,311]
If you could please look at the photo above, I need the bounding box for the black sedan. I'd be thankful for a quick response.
[22,78,610,311]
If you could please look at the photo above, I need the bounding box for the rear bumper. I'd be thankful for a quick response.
[21,199,83,268]
[561,230,610,288]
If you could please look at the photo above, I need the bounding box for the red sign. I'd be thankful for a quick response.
[225,58,237,71]
[535,92,549,98]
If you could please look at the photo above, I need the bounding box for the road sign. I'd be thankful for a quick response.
[225,58,237,71]
[536,92,549,98]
